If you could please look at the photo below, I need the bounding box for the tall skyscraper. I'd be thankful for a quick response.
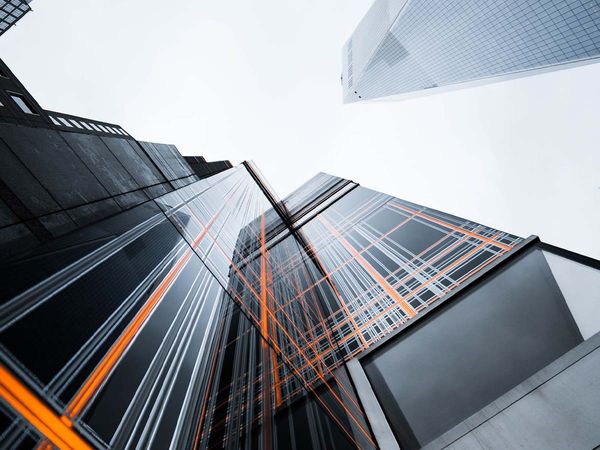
[0,0,32,36]
[1,59,599,449]
[342,0,600,102]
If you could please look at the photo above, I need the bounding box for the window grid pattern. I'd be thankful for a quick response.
[0,0,31,35]
[0,167,375,449]
[299,184,522,358]
[0,166,522,450]
[345,0,600,101]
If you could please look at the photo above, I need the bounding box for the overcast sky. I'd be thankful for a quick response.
[1,0,599,258]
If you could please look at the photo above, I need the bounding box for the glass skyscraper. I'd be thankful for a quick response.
[0,0,32,36]
[1,57,600,449]
[343,0,600,102]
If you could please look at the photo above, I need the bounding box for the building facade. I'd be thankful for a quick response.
[0,0,32,36]
[343,0,600,102]
[1,62,600,449]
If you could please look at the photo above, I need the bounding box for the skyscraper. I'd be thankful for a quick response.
[0,0,32,36]
[1,59,599,449]
[343,0,600,102]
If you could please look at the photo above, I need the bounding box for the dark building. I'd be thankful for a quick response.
[0,58,231,259]
[1,62,600,450]
[343,0,600,102]
[185,156,233,180]
[0,0,32,36]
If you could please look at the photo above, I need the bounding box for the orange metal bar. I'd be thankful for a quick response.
[67,209,222,418]
[197,224,373,445]
[260,213,269,340]
[389,202,512,251]
[0,365,91,450]
[259,212,273,450]
[65,249,192,418]
[338,233,504,345]
[319,216,417,319]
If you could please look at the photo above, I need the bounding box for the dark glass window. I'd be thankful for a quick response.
[362,249,583,449]
[9,92,37,115]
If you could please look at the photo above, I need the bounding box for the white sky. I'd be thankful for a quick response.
[1,0,599,259]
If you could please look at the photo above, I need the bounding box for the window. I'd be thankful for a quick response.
[9,93,37,115]
[362,248,584,449]
[69,119,83,129]
[57,117,73,127]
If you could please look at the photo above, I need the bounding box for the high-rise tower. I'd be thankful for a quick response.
[0,0,32,36]
[343,0,600,102]
[2,31,600,450]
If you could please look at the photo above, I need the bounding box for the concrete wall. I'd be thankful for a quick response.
[429,336,600,450]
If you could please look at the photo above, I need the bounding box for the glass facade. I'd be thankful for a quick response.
[0,0,31,35]
[362,247,584,448]
[2,56,600,450]
[343,0,600,102]
[0,155,527,448]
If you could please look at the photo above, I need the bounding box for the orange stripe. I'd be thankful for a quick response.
[66,249,192,417]
[389,202,512,251]
[202,230,374,445]
[229,292,372,449]
[0,365,91,450]
[259,212,273,449]
[260,213,269,340]
[66,209,222,418]
[337,233,504,346]
[319,216,417,319]
[317,224,481,339]
[268,258,282,407]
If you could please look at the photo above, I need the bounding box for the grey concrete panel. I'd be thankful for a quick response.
[363,249,583,448]
[139,141,194,181]
[66,198,121,227]
[143,183,172,199]
[167,144,195,178]
[113,191,149,210]
[444,347,600,450]
[101,137,165,187]
[0,124,110,208]
[38,212,78,237]
[61,132,140,195]
[0,137,61,217]
[347,359,400,450]
[0,223,38,256]
[544,251,600,340]
[138,142,175,180]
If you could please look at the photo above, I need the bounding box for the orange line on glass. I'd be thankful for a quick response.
[66,249,191,418]
[260,213,269,340]
[305,239,368,350]
[229,292,372,449]
[0,365,91,450]
[205,230,373,445]
[66,210,221,418]
[314,226,479,339]
[193,218,369,427]
[339,233,503,345]
[319,216,416,319]
[389,202,512,251]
